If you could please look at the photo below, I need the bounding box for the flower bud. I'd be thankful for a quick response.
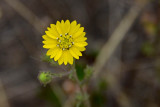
[38,71,52,86]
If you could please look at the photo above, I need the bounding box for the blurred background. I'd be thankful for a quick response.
[0,0,160,107]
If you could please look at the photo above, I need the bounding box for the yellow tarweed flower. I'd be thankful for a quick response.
[42,20,88,65]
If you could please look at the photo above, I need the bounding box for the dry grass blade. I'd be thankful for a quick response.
[93,0,150,78]
[4,0,45,34]
[0,79,10,107]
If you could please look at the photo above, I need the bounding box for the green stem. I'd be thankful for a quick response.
[72,60,90,107]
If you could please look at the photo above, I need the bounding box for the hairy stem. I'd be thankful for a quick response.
[72,61,90,107]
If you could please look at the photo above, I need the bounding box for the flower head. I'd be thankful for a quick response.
[42,20,88,65]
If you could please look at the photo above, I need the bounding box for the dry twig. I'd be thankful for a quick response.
[4,0,46,34]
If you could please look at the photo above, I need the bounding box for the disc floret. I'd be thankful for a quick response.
[57,33,74,50]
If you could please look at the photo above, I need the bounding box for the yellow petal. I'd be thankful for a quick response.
[73,32,86,39]
[58,51,66,65]
[64,51,68,65]
[46,47,56,55]
[69,47,79,59]
[66,50,73,64]
[68,56,73,64]
[69,21,80,35]
[65,20,70,33]
[46,47,59,58]
[58,50,73,65]
[45,31,57,39]
[61,20,65,33]
[50,24,60,36]
[58,51,68,65]
[54,49,62,61]
[61,20,71,33]
[42,35,55,41]
[73,27,84,38]
[70,46,82,56]
[56,21,63,35]
[47,27,59,37]
[58,56,63,65]
[74,42,88,47]
[61,20,65,23]
[43,44,56,49]
[75,46,86,52]
[69,20,77,33]
[42,35,57,46]
[42,40,57,45]
[74,36,87,42]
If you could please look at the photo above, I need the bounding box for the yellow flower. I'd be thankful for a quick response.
[42,20,88,65]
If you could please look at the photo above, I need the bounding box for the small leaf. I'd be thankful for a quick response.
[41,54,58,66]
[41,54,53,62]
[75,64,85,81]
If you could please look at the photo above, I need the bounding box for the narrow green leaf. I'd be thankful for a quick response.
[75,64,85,81]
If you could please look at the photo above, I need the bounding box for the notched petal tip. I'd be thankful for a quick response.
[83,32,86,36]
[80,27,84,31]
[70,62,73,65]
[58,62,63,65]
[71,20,77,25]
[50,55,54,59]
[56,21,61,25]
[77,23,81,27]
[47,27,52,31]
[50,24,56,28]
[42,41,46,44]
[42,35,46,39]
[45,31,49,34]
[82,48,86,51]
[64,62,67,65]
[54,50,62,61]
[61,20,65,23]
[43,45,48,48]
[65,20,70,23]
[83,42,88,46]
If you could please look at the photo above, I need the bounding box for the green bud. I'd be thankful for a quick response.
[38,71,52,86]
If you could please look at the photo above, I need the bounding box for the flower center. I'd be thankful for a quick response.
[57,33,74,50]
